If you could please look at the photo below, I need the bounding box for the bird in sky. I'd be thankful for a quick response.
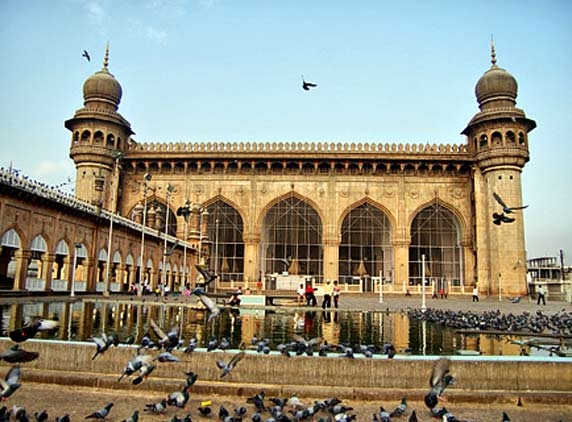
[302,75,317,91]
[192,287,221,322]
[493,192,528,214]
[216,351,245,378]
[85,402,114,420]
[82,50,90,62]
[424,358,455,410]
[9,317,60,343]
[0,344,39,363]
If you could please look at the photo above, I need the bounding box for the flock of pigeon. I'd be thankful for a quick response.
[2,306,547,422]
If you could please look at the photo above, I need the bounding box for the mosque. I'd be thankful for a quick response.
[0,42,536,297]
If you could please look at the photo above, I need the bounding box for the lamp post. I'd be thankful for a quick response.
[177,200,191,290]
[214,218,220,287]
[71,242,81,298]
[104,150,122,297]
[421,254,427,312]
[138,173,152,297]
[378,270,383,304]
[161,183,174,296]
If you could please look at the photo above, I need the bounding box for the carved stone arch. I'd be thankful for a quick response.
[337,197,396,231]
[30,234,48,253]
[80,129,91,143]
[255,191,325,235]
[202,194,248,225]
[1,227,23,249]
[93,130,104,144]
[73,131,80,145]
[491,131,503,147]
[106,133,116,148]
[112,250,122,264]
[55,239,70,255]
[505,130,516,145]
[406,198,468,240]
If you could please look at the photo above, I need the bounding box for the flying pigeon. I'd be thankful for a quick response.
[149,319,180,351]
[82,50,90,61]
[216,351,245,378]
[91,332,119,360]
[118,350,153,382]
[302,75,317,91]
[9,317,60,342]
[132,362,156,385]
[192,288,221,322]
[0,366,21,400]
[424,358,455,410]
[0,345,39,363]
[164,240,179,256]
[195,264,217,288]
[493,192,528,214]
[492,212,516,225]
[85,403,114,420]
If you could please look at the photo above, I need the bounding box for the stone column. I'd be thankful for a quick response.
[243,233,260,285]
[323,236,340,282]
[42,253,55,291]
[13,249,31,291]
[393,239,410,288]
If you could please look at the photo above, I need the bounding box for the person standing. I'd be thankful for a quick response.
[296,283,305,306]
[322,280,333,309]
[332,280,341,308]
[537,285,547,305]
[472,285,479,302]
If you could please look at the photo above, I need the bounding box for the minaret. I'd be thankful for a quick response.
[65,44,134,211]
[462,39,536,296]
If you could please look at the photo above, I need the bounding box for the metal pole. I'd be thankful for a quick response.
[421,254,427,311]
[71,243,80,298]
[103,154,120,297]
[138,173,151,297]
[214,219,220,274]
[162,184,173,296]
[183,217,188,289]
[498,272,502,301]
[378,270,383,303]
[198,205,203,265]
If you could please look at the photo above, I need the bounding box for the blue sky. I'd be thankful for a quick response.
[1,0,571,260]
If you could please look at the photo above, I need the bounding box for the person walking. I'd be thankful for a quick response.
[537,285,547,305]
[332,280,341,308]
[322,280,333,309]
[472,285,479,302]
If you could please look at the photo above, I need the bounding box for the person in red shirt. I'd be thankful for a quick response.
[305,284,317,306]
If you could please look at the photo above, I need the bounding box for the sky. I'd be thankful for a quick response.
[0,0,571,261]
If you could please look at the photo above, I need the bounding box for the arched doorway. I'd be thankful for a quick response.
[339,203,393,289]
[0,229,21,289]
[260,196,323,282]
[409,203,463,291]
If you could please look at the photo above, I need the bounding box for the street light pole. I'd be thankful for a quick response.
[421,254,427,312]
[71,242,81,298]
[161,183,174,296]
[104,151,122,297]
[138,173,152,297]
[214,218,220,277]
[176,200,191,291]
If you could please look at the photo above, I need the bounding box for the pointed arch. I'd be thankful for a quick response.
[408,202,464,286]
[55,239,70,255]
[1,228,22,248]
[259,193,323,278]
[30,234,48,252]
[205,197,245,281]
[338,200,394,285]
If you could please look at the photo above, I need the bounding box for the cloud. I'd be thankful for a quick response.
[145,0,188,17]
[144,26,168,44]
[85,0,105,24]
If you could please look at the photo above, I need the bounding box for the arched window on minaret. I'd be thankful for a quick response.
[518,132,526,146]
[73,131,80,145]
[106,133,115,148]
[506,131,516,145]
[81,130,91,143]
[479,134,488,149]
[491,131,502,147]
[94,131,104,144]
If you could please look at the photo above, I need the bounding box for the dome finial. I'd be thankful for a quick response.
[103,42,110,69]
[490,35,497,66]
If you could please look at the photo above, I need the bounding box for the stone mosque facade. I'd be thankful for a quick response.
[0,44,536,297]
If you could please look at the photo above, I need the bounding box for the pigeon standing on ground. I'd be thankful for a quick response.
[0,345,39,363]
[389,396,408,418]
[424,358,455,410]
[120,410,138,422]
[82,50,90,61]
[85,403,114,420]
[216,351,245,378]
[144,399,167,414]
[33,410,48,422]
[9,317,60,343]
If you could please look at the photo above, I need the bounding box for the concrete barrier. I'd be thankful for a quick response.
[1,338,571,403]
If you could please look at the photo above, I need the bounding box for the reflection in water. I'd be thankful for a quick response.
[0,299,556,357]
